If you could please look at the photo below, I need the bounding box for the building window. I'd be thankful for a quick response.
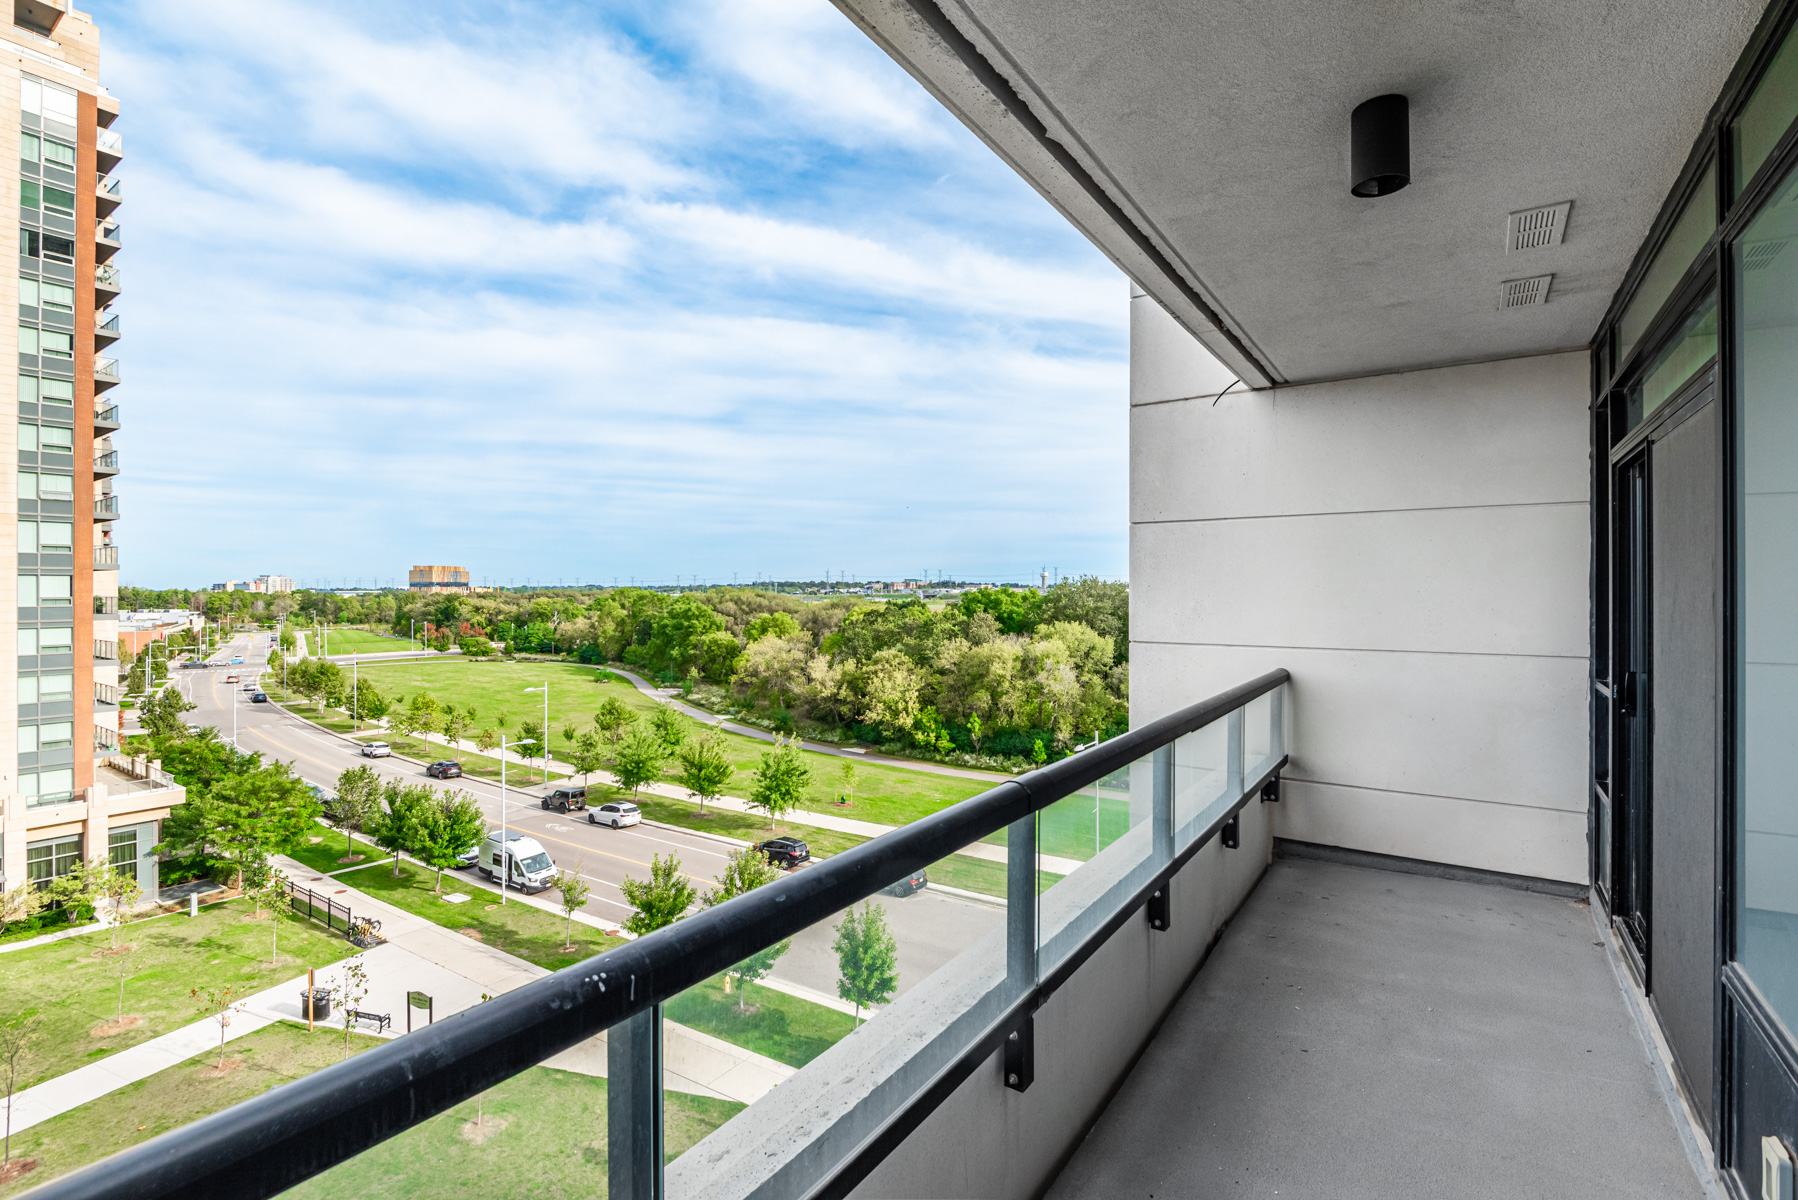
[108,829,136,873]
[39,378,71,406]
[36,330,70,359]
[37,522,70,550]
[17,326,35,355]
[26,834,80,885]
[36,575,71,606]
[38,472,71,498]
[22,769,76,809]
[37,626,72,652]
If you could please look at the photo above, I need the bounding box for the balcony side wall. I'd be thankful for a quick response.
[849,798,1273,1200]
[1128,288,1591,883]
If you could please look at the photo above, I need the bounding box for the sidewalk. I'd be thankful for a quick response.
[276,856,795,1103]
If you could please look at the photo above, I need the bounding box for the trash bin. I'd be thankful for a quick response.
[299,988,333,1021]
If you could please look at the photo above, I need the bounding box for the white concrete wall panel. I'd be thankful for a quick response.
[1130,326,1591,883]
[1133,504,1588,658]
[1129,290,1239,405]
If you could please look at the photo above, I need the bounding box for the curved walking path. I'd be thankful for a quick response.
[603,666,1013,784]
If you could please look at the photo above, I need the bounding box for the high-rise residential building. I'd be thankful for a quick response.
[3,6,180,900]
[408,564,470,593]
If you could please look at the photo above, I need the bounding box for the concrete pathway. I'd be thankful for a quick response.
[274,857,795,1103]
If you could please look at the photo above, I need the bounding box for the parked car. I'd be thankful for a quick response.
[588,801,641,829]
[454,845,480,869]
[755,836,811,869]
[882,869,929,897]
[540,785,588,813]
[360,741,392,758]
[479,831,555,892]
[310,785,340,819]
[425,761,463,779]
[251,691,267,703]
[184,722,203,734]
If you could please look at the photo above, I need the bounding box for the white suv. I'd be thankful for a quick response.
[588,801,641,829]
[359,741,391,758]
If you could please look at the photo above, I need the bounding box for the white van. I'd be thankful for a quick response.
[479,831,555,893]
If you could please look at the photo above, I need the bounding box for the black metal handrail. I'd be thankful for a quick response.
[21,668,1290,1200]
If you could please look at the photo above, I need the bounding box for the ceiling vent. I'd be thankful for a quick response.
[1506,202,1572,252]
[1744,239,1789,272]
[1500,274,1553,308]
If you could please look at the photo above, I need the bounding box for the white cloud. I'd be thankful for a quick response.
[102,0,1128,586]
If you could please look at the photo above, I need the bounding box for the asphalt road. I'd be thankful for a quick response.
[160,629,1002,1000]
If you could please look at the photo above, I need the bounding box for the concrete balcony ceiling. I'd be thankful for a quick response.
[837,0,1764,384]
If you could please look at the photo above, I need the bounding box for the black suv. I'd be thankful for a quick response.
[756,836,811,869]
[425,761,463,779]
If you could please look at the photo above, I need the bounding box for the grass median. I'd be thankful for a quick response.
[326,856,627,972]
[664,975,855,1067]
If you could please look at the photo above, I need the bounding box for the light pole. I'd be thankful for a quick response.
[496,733,536,904]
[524,684,550,784]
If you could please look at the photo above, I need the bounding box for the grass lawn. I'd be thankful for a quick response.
[0,1021,378,1198]
[350,660,989,826]
[286,1066,740,1199]
[286,821,382,875]
[333,858,626,972]
[257,688,562,785]
[663,974,854,1068]
[0,899,356,1092]
[324,628,422,655]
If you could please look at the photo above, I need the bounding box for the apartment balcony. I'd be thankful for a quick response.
[96,310,120,347]
[94,356,120,391]
[93,639,117,663]
[94,449,118,478]
[95,172,121,218]
[93,494,119,521]
[94,682,118,709]
[94,401,119,434]
[13,0,66,37]
[95,220,120,263]
[96,91,119,129]
[94,544,117,569]
[94,262,120,306]
[95,128,122,174]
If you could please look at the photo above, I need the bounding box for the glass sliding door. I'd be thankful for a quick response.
[1735,163,1798,1033]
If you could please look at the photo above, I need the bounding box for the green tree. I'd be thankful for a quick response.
[618,853,695,936]
[475,726,499,754]
[701,848,788,1008]
[838,759,858,805]
[139,685,197,740]
[406,692,441,752]
[158,762,320,887]
[348,678,389,724]
[677,731,734,817]
[568,730,606,785]
[611,730,666,801]
[332,765,382,862]
[367,781,431,877]
[552,864,591,951]
[188,985,244,1072]
[593,696,636,749]
[749,737,811,830]
[410,789,485,892]
[441,703,470,750]
[744,611,801,643]
[0,886,42,940]
[833,902,899,1026]
[649,704,685,752]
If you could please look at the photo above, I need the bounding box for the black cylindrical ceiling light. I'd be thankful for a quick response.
[1350,93,1410,198]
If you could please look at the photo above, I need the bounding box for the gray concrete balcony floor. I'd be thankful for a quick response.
[1046,855,1711,1200]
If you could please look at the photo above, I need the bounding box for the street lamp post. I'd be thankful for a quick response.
[496,733,536,905]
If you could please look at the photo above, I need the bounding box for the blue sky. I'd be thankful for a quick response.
[99,0,1128,590]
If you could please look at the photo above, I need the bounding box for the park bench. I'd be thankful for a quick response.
[347,1009,392,1034]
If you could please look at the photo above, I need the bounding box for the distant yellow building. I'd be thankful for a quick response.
[408,565,470,594]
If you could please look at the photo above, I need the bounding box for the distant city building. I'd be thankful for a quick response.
[409,565,471,594]
[209,575,295,594]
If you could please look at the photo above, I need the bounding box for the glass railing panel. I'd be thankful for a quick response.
[664,831,1010,1198]
[1172,715,1232,850]
[1242,682,1285,784]
[1036,746,1157,978]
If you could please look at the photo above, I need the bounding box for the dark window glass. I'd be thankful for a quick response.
[1621,293,1718,436]
[41,233,72,263]
[20,227,38,258]
[1734,159,1798,1034]
[41,185,72,215]
[1618,164,1717,369]
[1735,23,1798,196]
